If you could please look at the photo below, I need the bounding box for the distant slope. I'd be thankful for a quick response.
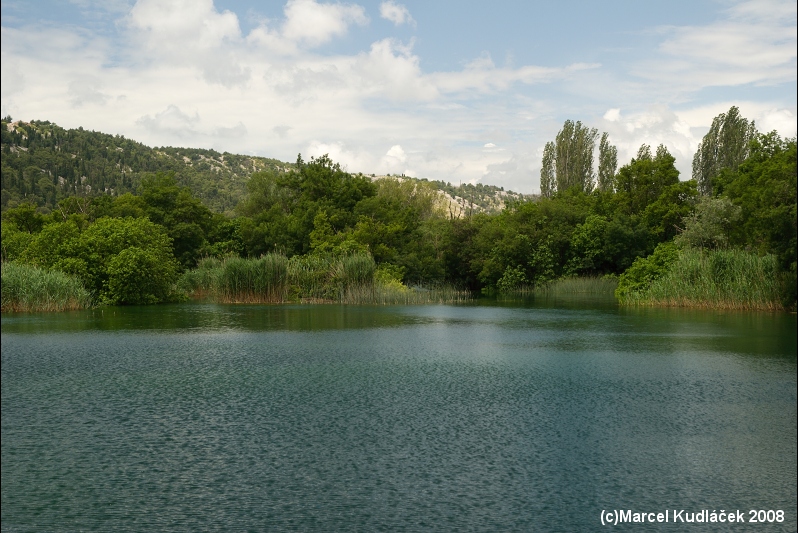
[1,118,532,216]
[1,118,293,214]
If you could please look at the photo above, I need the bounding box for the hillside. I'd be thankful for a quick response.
[1,118,292,215]
[1,118,530,216]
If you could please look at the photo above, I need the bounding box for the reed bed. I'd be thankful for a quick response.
[341,283,472,305]
[619,248,785,311]
[1,261,92,312]
[180,253,471,304]
[179,254,289,303]
[533,276,618,296]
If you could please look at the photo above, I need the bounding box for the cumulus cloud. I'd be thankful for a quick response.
[248,0,367,53]
[126,0,250,86]
[379,1,415,27]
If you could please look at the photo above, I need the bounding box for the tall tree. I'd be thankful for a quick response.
[540,142,555,198]
[554,120,599,192]
[598,132,618,192]
[692,106,757,195]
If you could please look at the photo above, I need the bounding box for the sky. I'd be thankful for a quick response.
[1,0,795,193]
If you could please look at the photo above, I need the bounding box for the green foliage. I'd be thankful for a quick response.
[692,106,757,195]
[1,222,31,262]
[674,196,741,250]
[615,242,679,299]
[555,120,599,193]
[614,144,680,216]
[597,132,618,192]
[2,202,45,233]
[18,217,179,304]
[496,265,529,293]
[1,118,292,214]
[1,261,92,312]
[622,248,784,310]
[238,155,377,258]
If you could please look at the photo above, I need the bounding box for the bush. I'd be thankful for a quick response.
[615,242,678,299]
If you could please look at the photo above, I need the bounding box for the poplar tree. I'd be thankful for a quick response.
[540,142,555,198]
[541,120,603,195]
[598,132,618,192]
[692,106,757,195]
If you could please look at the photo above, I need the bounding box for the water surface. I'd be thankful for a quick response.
[2,301,796,531]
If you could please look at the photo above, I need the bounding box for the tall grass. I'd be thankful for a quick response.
[620,248,785,311]
[179,252,471,304]
[533,276,618,296]
[178,254,289,303]
[340,283,472,305]
[1,261,92,312]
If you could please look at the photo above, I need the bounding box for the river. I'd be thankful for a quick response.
[2,298,796,531]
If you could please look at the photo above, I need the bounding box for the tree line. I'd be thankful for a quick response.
[1,107,795,309]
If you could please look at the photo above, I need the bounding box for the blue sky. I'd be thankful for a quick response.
[1,0,795,193]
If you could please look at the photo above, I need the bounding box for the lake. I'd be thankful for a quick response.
[2,298,796,531]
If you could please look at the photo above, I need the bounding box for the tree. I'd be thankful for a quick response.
[554,120,599,193]
[674,197,742,250]
[692,106,757,195]
[19,217,179,304]
[597,132,618,192]
[614,144,680,216]
[540,142,555,198]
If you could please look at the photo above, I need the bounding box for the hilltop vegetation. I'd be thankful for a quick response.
[1,117,292,215]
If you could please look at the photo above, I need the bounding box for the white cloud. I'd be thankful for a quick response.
[214,122,247,139]
[249,0,368,53]
[603,108,621,122]
[137,104,200,138]
[637,0,796,89]
[379,1,415,27]
[68,78,110,107]
[125,0,250,86]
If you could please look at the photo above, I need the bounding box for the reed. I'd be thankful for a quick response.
[340,282,472,305]
[533,276,618,296]
[1,261,92,312]
[620,248,785,311]
[179,252,471,304]
[178,254,289,303]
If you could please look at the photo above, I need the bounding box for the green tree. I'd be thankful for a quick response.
[692,106,757,195]
[540,142,555,198]
[19,217,179,304]
[674,196,742,250]
[554,120,599,193]
[597,132,618,192]
[614,144,680,216]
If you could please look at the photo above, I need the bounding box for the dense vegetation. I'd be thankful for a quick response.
[2,107,795,311]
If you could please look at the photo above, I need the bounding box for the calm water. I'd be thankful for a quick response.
[2,299,796,532]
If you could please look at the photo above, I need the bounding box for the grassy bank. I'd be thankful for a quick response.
[618,248,786,311]
[1,261,93,312]
[179,253,471,305]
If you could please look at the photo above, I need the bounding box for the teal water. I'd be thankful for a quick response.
[2,301,796,532]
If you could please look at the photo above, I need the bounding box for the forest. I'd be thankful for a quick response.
[1,107,795,312]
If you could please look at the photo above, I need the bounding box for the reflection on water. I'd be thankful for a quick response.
[2,302,796,531]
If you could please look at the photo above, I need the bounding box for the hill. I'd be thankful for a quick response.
[1,118,530,216]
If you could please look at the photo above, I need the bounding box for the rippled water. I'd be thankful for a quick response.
[2,300,796,531]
